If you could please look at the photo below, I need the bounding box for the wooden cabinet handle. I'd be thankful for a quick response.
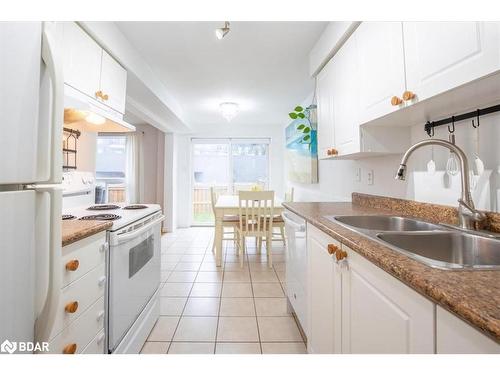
[65,259,79,271]
[65,301,79,314]
[95,90,103,99]
[63,343,77,354]
[391,96,403,106]
[101,93,109,101]
[335,249,348,261]
[402,90,415,101]
[327,148,338,156]
[327,244,339,255]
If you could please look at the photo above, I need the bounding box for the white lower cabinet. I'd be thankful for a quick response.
[341,245,434,353]
[306,223,500,354]
[307,224,341,354]
[436,306,499,354]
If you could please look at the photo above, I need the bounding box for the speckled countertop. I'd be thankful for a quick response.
[283,195,500,343]
[62,220,112,247]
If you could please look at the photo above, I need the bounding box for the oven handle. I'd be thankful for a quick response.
[114,215,165,245]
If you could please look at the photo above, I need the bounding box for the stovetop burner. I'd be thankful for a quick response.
[62,214,76,220]
[122,204,148,210]
[87,204,120,211]
[79,214,122,221]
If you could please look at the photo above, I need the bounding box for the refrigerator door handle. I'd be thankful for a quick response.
[41,22,63,184]
[32,185,62,343]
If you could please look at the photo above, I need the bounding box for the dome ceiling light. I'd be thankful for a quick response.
[219,102,239,122]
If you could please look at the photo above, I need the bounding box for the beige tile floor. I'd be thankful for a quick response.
[141,227,307,354]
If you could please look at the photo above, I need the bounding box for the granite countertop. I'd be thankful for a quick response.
[283,198,500,342]
[62,220,112,247]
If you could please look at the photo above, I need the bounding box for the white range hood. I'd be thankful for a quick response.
[63,84,135,133]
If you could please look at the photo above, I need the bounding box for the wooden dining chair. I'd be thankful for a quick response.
[236,191,275,268]
[210,186,239,253]
[271,187,294,245]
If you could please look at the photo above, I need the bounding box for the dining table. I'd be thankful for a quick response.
[214,194,284,266]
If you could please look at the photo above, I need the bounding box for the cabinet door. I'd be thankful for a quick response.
[330,34,360,156]
[341,245,435,353]
[307,224,341,354]
[99,50,127,114]
[316,61,335,159]
[356,22,406,124]
[403,22,500,102]
[436,306,499,354]
[62,22,102,99]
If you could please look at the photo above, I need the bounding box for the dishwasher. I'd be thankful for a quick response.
[281,209,309,339]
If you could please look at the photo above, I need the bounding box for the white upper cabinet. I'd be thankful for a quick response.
[403,22,500,102]
[100,51,127,114]
[62,22,102,100]
[330,34,360,156]
[62,22,127,114]
[340,245,435,354]
[316,61,335,159]
[356,22,407,124]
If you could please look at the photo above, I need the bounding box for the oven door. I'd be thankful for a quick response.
[108,214,163,351]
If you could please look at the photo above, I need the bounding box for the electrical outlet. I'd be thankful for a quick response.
[355,167,361,182]
[367,169,374,185]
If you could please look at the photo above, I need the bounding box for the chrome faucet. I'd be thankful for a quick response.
[395,139,486,230]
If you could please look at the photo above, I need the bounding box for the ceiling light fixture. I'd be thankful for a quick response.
[215,21,230,40]
[85,112,106,125]
[219,102,239,122]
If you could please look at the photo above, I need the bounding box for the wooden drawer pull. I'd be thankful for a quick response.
[65,301,79,314]
[327,148,338,156]
[327,244,339,255]
[65,259,79,271]
[402,90,415,101]
[335,249,348,261]
[95,90,103,99]
[63,343,77,354]
[101,93,109,101]
[391,96,403,106]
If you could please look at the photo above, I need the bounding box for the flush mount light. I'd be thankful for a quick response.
[215,21,230,40]
[219,102,239,122]
[85,112,106,125]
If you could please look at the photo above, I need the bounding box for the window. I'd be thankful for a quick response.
[191,138,270,225]
[96,135,127,203]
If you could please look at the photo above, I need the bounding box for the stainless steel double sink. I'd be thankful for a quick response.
[324,215,500,270]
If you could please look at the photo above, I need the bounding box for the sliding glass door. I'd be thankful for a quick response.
[191,138,270,225]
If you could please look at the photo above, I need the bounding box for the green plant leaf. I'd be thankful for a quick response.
[294,106,303,112]
[297,124,305,130]
[297,113,305,119]
[289,112,298,119]
[303,127,311,133]
[303,134,310,141]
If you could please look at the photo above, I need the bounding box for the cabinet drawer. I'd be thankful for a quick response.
[81,329,106,354]
[50,263,106,339]
[62,232,106,288]
[47,296,105,354]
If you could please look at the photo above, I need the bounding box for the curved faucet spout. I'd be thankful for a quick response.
[395,139,485,230]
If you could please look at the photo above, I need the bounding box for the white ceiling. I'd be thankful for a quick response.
[116,21,327,131]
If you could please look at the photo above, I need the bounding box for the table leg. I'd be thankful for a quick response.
[215,212,223,267]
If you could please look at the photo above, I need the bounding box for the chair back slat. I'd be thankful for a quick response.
[238,191,274,235]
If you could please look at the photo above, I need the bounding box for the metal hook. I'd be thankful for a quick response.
[448,116,455,133]
[425,121,434,137]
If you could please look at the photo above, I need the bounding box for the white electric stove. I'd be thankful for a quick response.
[62,172,163,354]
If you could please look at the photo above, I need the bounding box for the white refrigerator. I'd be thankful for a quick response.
[0,22,64,352]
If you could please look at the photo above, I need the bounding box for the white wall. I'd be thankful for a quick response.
[286,105,500,211]
[75,130,97,173]
[134,123,165,205]
[174,123,285,228]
